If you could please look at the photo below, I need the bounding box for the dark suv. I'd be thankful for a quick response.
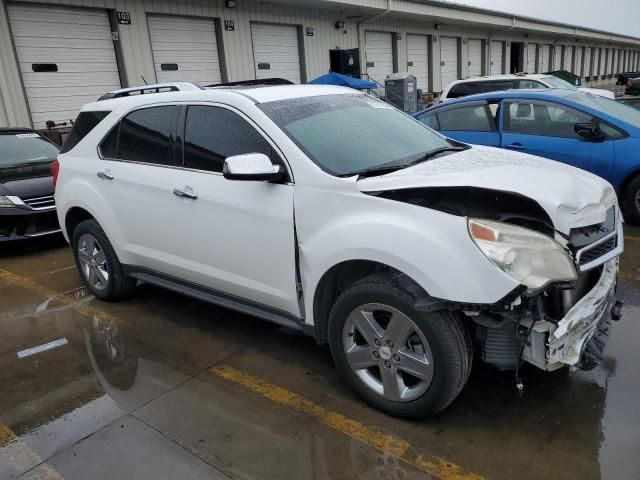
[0,128,60,241]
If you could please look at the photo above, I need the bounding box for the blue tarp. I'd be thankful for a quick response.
[309,72,376,90]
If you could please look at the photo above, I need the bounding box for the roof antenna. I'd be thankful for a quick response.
[141,75,149,85]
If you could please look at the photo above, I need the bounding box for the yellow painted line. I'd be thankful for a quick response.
[0,268,118,323]
[0,421,63,480]
[212,365,485,480]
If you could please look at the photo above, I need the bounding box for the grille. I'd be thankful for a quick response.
[23,195,55,210]
[579,236,617,266]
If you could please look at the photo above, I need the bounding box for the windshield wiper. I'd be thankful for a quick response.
[350,146,466,178]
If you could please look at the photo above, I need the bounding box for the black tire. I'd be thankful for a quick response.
[623,175,640,224]
[72,219,136,301]
[328,274,472,418]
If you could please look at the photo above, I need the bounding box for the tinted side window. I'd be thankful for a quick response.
[504,101,592,138]
[436,105,493,132]
[516,80,542,89]
[184,106,273,173]
[116,106,175,165]
[418,112,440,130]
[448,82,482,98]
[481,81,515,93]
[100,125,119,159]
[61,111,110,153]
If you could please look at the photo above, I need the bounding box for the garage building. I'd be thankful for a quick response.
[0,0,639,130]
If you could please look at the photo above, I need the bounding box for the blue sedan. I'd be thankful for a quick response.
[414,89,640,222]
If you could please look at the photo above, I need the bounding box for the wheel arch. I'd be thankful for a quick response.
[618,168,640,207]
[65,206,96,241]
[311,260,426,345]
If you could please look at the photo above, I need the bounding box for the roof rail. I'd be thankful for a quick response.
[205,78,294,88]
[98,82,204,101]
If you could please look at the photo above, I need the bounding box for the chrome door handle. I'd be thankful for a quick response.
[97,170,114,180]
[505,143,525,150]
[173,187,198,200]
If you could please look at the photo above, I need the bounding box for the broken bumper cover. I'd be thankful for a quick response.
[524,258,619,370]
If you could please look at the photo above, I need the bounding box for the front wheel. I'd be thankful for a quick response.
[623,176,640,224]
[328,275,472,418]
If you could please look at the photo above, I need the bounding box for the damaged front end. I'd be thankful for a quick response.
[398,189,624,373]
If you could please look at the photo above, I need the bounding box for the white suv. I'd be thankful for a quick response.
[54,83,623,418]
[440,74,615,102]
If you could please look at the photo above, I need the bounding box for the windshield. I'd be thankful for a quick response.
[259,94,453,176]
[542,76,577,90]
[0,133,59,167]
[567,92,640,128]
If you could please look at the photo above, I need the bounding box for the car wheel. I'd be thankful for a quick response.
[328,274,472,418]
[72,219,136,301]
[623,175,640,224]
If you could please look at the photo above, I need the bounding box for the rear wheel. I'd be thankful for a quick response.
[623,176,640,224]
[328,274,472,418]
[72,219,136,301]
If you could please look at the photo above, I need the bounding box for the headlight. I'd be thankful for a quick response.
[468,218,577,290]
[0,196,17,208]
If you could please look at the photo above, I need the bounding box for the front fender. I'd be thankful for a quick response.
[296,186,519,325]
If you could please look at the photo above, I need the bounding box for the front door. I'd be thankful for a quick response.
[172,104,299,316]
[499,99,614,179]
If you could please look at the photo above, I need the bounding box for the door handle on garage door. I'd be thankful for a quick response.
[97,170,114,180]
[505,143,525,150]
[173,187,198,200]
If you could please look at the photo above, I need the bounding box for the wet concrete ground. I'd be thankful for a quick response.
[0,227,639,480]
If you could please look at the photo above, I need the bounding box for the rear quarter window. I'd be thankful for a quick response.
[60,111,111,153]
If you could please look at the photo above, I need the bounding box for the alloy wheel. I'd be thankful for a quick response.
[77,233,109,291]
[342,303,434,402]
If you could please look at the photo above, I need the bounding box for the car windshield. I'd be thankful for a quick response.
[258,94,454,176]
[0,133,59,167]
[542,76,577,90]
[567,92,640,128]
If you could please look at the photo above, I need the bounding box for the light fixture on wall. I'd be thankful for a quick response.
[225,0,237,8]
[434,23,440,30]
[335,21,345,29]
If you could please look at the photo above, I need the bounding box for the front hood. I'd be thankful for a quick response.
[0,163,54,198]
[358,146,617,234]
[578,87,615,99]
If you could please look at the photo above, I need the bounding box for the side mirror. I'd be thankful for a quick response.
[223,153,285,181]
[574,123,604,141]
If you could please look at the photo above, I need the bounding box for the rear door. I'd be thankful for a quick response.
[96,105,181,273]
[171,104,299,316]
[417,101,500,146]
[499,99,614,179]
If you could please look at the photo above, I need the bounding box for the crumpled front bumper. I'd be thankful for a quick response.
[523,258,619,371]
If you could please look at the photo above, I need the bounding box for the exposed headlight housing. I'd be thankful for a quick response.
[0,196,17,208]
[468,218,577,290]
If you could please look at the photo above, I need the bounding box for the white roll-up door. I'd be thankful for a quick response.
[148,15,221,85]
[584,47,592,77]
[251,23,302,84]
[565,47,574,73]
[440,36,459,89]
[365,31,394,90]
[468,39,483,77]
[576,47,584,76]
[554,46,562,70]
[7,4,121,129]
[526,44,537,73]
[406,34,429,91]
[541,44,551,72]
[490,41,503,75]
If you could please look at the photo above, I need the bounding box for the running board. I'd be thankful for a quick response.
[128,269,303,332]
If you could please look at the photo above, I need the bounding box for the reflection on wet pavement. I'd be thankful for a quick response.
[0,228,639,480]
